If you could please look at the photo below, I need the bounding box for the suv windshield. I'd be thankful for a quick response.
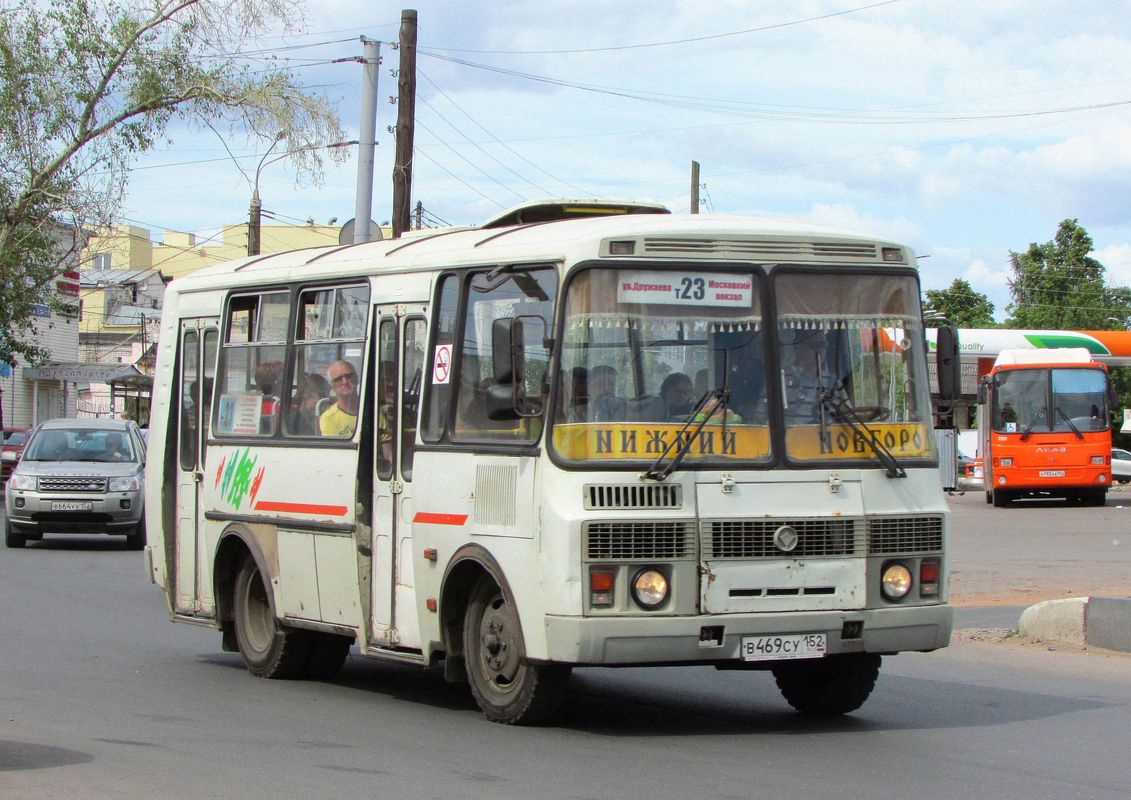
[24,428,137,463]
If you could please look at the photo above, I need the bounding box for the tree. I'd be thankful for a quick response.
[923,279,996,328]
[0,0,346,366]
[1005,219,1131,329]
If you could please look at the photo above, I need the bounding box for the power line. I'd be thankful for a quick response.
[417,0,905,54]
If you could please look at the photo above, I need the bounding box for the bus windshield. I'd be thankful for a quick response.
[551,266,935,468]
[994,367,1108,434]
[552,267,769,464]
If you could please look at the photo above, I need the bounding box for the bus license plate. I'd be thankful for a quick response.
[1039,470,1065,478]
[51,501,93,512]
[741,633,827,662]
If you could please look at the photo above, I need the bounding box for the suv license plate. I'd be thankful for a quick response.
[741,633,827,662]
[51,501,94,512]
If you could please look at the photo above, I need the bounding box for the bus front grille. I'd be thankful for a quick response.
[584,520,696,560]
[867,516,944,554]
[702,519,858,559]
[583,483,682,510]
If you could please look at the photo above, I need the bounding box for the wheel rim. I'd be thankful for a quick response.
[473,591,524,695]
[241,565,275,654]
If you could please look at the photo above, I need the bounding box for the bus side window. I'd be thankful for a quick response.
[401,318,426,481]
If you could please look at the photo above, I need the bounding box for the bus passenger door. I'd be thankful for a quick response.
[371,309,426,647]
[174,321,217,615]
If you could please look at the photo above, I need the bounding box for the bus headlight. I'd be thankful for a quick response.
[631,568,669,609]
[881,562,913,600]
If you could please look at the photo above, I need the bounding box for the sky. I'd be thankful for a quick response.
[120,0,1131,323]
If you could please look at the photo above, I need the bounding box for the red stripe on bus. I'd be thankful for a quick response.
[253,500,349,516]
[413,512,469,526]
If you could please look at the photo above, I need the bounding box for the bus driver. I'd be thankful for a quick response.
[320,359,360,437]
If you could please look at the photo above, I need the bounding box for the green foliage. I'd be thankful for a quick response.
[1005,219,1131,330]
[0,0,345,365]
[923,278,996,328]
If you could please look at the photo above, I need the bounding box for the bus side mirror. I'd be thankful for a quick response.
[977,376,988,405]
[936,326,961,401]
[491,318,524,386]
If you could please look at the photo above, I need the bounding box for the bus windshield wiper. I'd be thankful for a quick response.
[1019,406,1046,441]
[642,388,728,482]
[819,384,907,479]
[1054,406,1085,440]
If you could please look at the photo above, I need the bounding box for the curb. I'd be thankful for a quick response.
[1017,596,1131,652]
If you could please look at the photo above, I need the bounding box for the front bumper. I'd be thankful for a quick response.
[5,489,144,534]
[542,603,952,665]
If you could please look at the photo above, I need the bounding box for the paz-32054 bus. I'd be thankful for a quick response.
[144,201,952,724]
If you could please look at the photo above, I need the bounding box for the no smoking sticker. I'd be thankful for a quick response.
[433,344,452,384]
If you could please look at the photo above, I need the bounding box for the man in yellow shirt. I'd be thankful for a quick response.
[320,360,360,437]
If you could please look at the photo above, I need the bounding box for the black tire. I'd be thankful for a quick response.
[305,632,353,680]
[463,577,570,725]
[233,556,311,679]
[772,653,881,716]
[5,520,26,549]
[992,489,1010,508]
[1090,489,1107,507]
[124,519,146,551]
[985,491,992,504]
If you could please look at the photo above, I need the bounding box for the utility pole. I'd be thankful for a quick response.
[392,9,417,239]
[690,161,700,214]
[248,193,262,255]
[353,37,381,244]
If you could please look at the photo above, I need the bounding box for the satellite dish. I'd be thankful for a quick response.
[338,218,383,245]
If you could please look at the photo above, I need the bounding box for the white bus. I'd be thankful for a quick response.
[144,201,951,724]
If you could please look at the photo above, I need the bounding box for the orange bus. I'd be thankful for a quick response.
[978,348,1113,507]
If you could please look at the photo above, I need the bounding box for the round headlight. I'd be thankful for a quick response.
[881,563,913,600]
[631,569,669,609]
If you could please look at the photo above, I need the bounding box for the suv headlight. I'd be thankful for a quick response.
[108,476,140,492]
[9,474,36,491]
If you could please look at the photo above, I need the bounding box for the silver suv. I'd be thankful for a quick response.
[4,418,146,550]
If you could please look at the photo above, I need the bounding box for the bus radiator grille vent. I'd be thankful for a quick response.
[584,521,696,560]
[473,464,518,527]
[640,238,879,263]
[702,519,858,559]
[867,516,944,554]
[583,483,682,510]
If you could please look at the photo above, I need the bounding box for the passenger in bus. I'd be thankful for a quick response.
[660,372,696,420]
[587,365,626,422]
[320,360,360,437]
[289,373,330,435]
[783,329,831,423]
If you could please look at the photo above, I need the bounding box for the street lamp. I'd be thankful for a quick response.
[246,136,359,256]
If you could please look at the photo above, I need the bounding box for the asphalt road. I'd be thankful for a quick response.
[2,494,1130,800]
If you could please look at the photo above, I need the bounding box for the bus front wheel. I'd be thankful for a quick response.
[462,577,570,725]
[772,653,881,715]
[233,556,311,679]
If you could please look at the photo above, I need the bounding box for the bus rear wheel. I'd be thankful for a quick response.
[463,577,570,725]
[772,653,881,715]
[991,489,1012,507]
[233,556,311,679]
